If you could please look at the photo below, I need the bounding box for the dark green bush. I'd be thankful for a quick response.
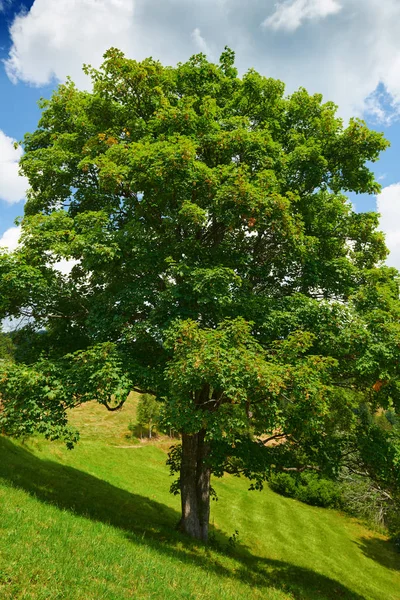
[297,473,341,508]
[268,472,298,498]
[269,472,340,508]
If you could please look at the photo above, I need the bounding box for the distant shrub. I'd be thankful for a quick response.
[269,472,298,498]
[136,393,161,439]
[297,473,341,508]
[269,472,340,508]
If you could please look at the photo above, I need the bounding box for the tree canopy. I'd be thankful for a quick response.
[0,48,399,541]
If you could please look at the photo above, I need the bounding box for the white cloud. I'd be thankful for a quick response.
[5,0,135,87]
[4,0,400,123]
[259,0,400,121]
[0,226,26,332]
[0,131,28,204]
[54,258,78,276]
[377,183,400,270]
[191,27,212,56]
[0,226,21,251]
[0,225,76,276]
[263,0,342,32]
[2,316,29,332]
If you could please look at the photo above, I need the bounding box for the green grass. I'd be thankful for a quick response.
[1,396,399,599]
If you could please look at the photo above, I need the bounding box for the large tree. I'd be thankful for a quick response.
[1,48,399,541]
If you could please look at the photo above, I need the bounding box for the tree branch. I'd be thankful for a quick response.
[131,386,158,397]
[102,397,127,412]
[260,433,287,445]
[281,465,321,473]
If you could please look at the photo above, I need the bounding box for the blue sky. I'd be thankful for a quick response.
[1,0,400,265]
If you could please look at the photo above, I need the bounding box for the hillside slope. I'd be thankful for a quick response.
[0,396,399,600]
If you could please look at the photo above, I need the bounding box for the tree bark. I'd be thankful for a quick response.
[179,429,211,542]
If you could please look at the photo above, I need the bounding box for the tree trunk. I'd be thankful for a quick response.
[179,429,211,542]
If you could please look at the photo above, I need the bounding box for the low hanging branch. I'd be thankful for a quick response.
[102,397,127,412]
[131,386,158,397]
[102,385,159,411]
[260,433,287,445]
[281,465,321,473]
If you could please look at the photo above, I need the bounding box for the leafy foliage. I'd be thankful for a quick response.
[0,47,398,537]
[0,358,78,447]
[0,331,14,362]
[0,343,131,447]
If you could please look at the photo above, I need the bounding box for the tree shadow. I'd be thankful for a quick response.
[356,536,400,572]
[0,436,367,600]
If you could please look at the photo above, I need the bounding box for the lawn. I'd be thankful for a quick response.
[0,394,399,599]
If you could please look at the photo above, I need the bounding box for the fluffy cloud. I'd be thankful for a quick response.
[262,0,342,32]
[377,183,400,270]
[191,28,212,57]
[5,0,135,87]
[4,0,400,122]
[0,225,21,251]
[0,131,28,204]
[55,258,78,276]
[0,225,76,276]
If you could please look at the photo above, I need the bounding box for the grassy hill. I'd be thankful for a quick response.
[0,394,399,600]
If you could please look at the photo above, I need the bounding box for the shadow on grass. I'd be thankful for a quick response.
[356,537,400,572]
[0,436,366,600]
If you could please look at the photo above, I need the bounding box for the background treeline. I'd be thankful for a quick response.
[128,393,178,440]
